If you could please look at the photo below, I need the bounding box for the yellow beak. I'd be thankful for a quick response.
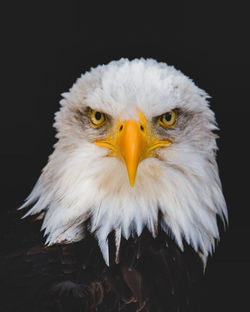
[117,119,147,186]
[95,111,171,187]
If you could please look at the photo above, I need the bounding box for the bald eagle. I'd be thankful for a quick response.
[17,58,227,311]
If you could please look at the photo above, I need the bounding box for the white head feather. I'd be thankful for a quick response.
[21,58,227,266]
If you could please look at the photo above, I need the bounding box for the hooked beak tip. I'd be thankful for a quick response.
[129,176,136,187]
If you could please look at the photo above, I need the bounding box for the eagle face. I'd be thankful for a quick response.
[22,58,227,266]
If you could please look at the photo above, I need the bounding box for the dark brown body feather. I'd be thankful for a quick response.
[1,211,204,312]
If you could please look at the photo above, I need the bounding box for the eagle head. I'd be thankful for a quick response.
[21,58,227,266]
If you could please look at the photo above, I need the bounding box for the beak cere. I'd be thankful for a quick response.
[95,111,172,187]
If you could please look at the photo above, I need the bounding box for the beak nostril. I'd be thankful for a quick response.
[119,125,123,131]
[140,125,144,131]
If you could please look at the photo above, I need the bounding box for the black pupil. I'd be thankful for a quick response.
[165,112,172,122]
[95,112,102,121]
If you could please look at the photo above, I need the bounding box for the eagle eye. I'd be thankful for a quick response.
[90,110,107,127]
[158,110,177,128]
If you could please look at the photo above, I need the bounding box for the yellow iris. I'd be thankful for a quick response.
[158,110,177,128]
[90,110,107,127]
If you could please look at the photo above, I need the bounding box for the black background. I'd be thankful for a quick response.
[1,1,249,311]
